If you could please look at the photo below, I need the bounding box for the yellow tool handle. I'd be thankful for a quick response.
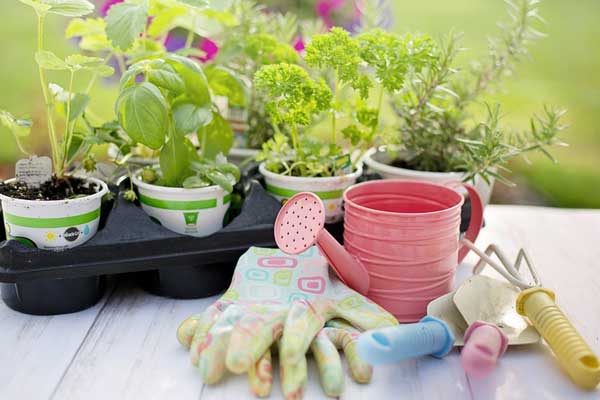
[516,287,600,390]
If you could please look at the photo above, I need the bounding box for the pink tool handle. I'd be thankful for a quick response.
[456,183,484,262]
[460,321,508,379]
[317,228,370,296]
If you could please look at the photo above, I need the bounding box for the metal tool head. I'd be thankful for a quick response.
[275,192,325,255]
[427,292,468,346]
[454,275,539,345]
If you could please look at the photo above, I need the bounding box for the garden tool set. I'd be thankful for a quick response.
[175,186,600,397]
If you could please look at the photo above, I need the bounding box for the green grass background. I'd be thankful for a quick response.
[0,0,598,207]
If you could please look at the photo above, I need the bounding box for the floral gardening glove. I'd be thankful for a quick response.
[176,246,397,398]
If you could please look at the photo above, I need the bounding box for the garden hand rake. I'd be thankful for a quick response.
[461,239,600,390]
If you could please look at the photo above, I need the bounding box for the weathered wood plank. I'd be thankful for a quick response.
[51,283,215,400]
[0,285,112,400]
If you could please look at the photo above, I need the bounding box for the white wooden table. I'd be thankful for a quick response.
[1,205,599,400]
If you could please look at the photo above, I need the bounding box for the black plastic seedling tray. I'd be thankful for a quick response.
[0,180,282,315]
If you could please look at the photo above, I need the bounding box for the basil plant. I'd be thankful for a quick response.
[115,54,240,191]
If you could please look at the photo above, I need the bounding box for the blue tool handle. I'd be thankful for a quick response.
[357,316,455,365]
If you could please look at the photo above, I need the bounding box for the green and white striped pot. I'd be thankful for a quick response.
[0,177,108,250]
[133,173,231,237]
[259,162,363,224]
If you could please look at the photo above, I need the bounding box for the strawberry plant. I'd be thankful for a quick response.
[1,0,114,179]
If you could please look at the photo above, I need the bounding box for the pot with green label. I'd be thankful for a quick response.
[259,162,362,224]
[0,177,108,250]
[133,173,231,237]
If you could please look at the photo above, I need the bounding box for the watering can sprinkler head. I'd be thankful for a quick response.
[274,192,370,295]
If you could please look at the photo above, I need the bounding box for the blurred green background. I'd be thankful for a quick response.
[0,0,598,208]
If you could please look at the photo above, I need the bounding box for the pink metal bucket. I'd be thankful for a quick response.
[343,180,483,321]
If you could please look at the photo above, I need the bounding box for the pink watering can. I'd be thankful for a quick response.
[274,179,484,302]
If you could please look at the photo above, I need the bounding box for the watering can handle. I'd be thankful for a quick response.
[516,288,600,390]
[456,183,484,263]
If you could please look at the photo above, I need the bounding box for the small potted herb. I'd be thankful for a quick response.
[206,2,304,163]
[0,0,112,250]
[255,28,431,222]
[114,55,240,237]
[364,0,567,203]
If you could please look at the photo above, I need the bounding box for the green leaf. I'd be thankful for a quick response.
[176,48,206,58]
[48,0,94,16]
[201,9,237,26]
[147,6,186,37]
[124,38,166,64]
[119,63,144,89]
[160,135,190,187]
[182,175,210,188]
[165,55,211,106]
[146,61,186,93]
[206,170,233,192]
[35,50,68,70]
[172,100,213,136]
[20,0,94,17]
[66,132,87,163]
[205,66,247,107]
[197,112,233,160]
[217,162,240,182]
[65,54,104,68]
[65,18,112,51]
[0,110,32,137]
[64,54,114,76]
[54,91,90,121]
[17,0,51,15]
[116,82,168,150]
[176,0,208,8]
[105,1,148,50]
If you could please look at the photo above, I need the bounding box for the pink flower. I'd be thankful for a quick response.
[198,38,219,63]
[101,0,124,17]
[315,0,345,28]
[293,37,305,52]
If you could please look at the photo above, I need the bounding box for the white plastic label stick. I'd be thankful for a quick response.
[15,156,52,187]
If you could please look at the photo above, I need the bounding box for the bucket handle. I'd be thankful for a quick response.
[446,182,484,262]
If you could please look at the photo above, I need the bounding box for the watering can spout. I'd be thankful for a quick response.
[317,228,370,295]
[273,191,370,296]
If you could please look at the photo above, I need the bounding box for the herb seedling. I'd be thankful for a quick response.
[255,27,435,177]
[390,0,567,184]
[114,55,239,191]
[0,0,114,181]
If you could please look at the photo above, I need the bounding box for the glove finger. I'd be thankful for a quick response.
[325,327,372,384]
[198,305,244,384]
[282,299,334,365]
[333,293,398,331]
[177,314,202,348]
[226,307,287,373]
[248,349,273,398]
[278,340,308,400]
[188,303,225,366]
[325,318,360,332]
[310,330,344,396]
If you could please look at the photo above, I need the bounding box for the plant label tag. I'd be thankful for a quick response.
[15,156,52,187]
[334,154,352,175]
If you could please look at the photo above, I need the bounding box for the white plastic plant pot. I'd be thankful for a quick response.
[133,173,231,237]
[259,162,363,224]
[364,148,495,206]
[0,177,108,250]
